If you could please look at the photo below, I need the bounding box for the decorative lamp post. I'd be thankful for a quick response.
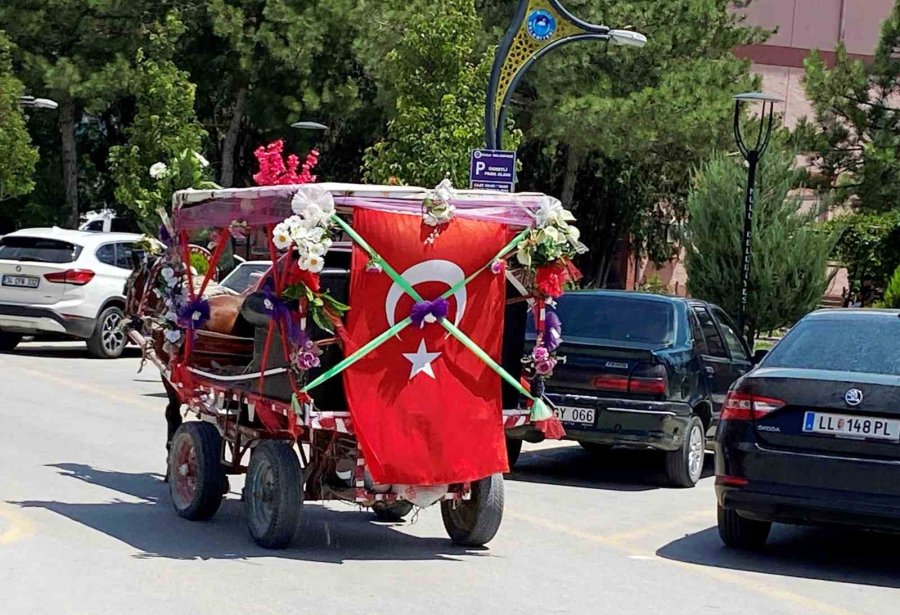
[17,96,59,110]
[485,0,646,149]
[732,92,782,338]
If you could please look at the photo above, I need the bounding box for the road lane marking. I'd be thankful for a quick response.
[9,364,161,413]
[506,509,862,615]
[0,503,36,545]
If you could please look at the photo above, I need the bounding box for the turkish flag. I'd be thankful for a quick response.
[343,208,510,485]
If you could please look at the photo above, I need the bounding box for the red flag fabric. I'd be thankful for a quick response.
[343,209,510,486]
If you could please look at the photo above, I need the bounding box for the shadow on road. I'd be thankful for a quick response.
[11,463,487,564]
[507,445,714,492]
[657,524,900,589]
[13,342,141,360]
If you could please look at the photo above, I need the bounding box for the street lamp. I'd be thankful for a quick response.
[17,96,59,110]
[485,0,647,149]
[732,91,782,337]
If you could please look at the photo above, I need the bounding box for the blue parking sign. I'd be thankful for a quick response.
[469,149,516,192]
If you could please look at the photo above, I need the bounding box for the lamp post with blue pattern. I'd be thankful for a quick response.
[484,0,646,149]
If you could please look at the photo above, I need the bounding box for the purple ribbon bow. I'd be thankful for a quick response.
[261,280,305,346]
[177,296,211,331]
[410,297,450,328]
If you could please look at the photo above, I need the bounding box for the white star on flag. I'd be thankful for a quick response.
[402,339,442,380]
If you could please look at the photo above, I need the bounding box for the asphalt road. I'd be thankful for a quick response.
[1,341,898,615]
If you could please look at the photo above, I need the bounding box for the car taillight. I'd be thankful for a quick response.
[629,364,668,396]
[592,375,630,393]
[593,364,668,396]
[43,269,95,286]
[721,391,784,421]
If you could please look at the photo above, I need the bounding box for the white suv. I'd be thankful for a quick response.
[0,228,145,358]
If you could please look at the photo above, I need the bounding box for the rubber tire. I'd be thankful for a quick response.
[717,504,771,550]
[664,416,705,488]
[441,473,504,547]
[245,441,303,549]
[86,306,126,359]
[505,437,523,469]
[579,441,613,455]
[168,422,226,521]
[372,500,414,522]
[0,332,22,352]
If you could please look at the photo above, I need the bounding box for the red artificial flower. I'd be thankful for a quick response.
[283,260,321,293]
[535,263,569,298]
[253,139,320,186]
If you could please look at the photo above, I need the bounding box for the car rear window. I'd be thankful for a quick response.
[0,236,82,263]
[531,294,676,346]
[764,316,900,375]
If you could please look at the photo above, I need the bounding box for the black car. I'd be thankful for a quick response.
[506,290,756,487]
[716,309,900,549]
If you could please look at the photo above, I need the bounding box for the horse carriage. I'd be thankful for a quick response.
[126,180,582,549]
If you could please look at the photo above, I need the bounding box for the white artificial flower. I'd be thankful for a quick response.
[300,254,325,273]
[149,162,169,179]
[161,266,177,287]
[434,178,455,204]
[535,196,574,228]
[193,151,210,168]
[272,225,292,250]
[516,248,532,266]
[292,185,335,218]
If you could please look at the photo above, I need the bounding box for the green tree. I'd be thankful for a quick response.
[108,15,210,230]
[480,0,766,284]
[683,149,835,342]
[362,0,520,187]
[0,0,154,227]
[0,31,38,204]
[803,2,900,294]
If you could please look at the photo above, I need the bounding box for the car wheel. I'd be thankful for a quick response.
[579,442,612,455]
[664,416,705,487]
[717,504,771,550]
[86,306,126,359]
[505,437,522,469]
[0,332,22,352]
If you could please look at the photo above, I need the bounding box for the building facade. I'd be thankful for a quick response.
[624,0,894,301]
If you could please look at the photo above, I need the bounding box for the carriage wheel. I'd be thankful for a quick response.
[168,422,226,521]
[441,473,504,547]
[372,500,414,522]
[245,441,303,549]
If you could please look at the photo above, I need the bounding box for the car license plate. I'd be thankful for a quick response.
[1,275,39,288]
[554,406,595,425]
[802,411,900,442]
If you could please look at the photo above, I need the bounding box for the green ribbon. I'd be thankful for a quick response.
[300,214,549,421]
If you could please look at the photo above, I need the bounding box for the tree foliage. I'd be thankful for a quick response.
[0,31,38,203]
[802,2,900,295]
[362,0,520,187]
[108,15,210,230]
[485,0,767,284]
[683,149,835,341]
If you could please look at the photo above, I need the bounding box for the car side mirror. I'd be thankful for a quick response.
[752,349,768,365]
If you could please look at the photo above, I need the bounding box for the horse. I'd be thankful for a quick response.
[124,253,251,466]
